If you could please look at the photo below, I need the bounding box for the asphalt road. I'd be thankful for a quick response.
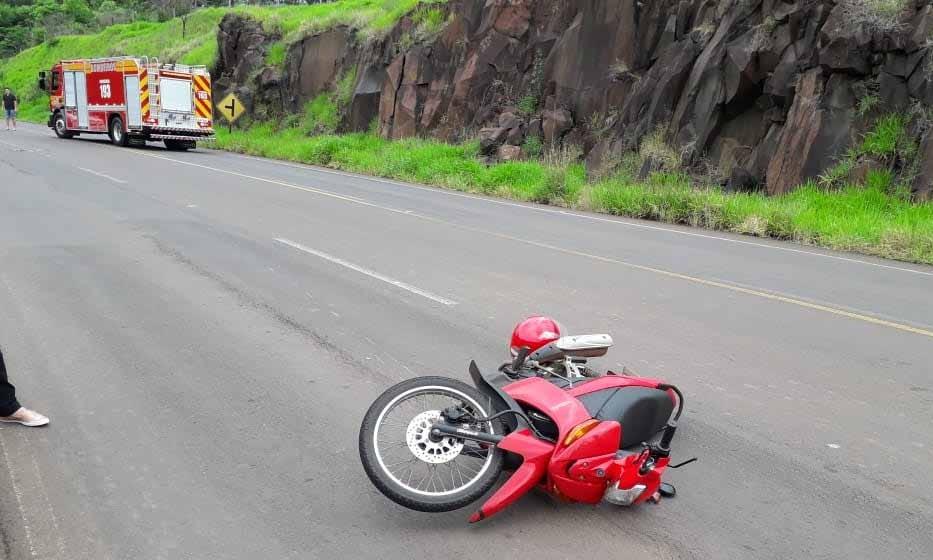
[0,123,931,560]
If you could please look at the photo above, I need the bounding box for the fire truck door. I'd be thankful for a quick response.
[125,76,142,128]
[64,70,89,128]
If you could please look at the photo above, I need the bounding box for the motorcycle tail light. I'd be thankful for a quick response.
[563,419,600,446]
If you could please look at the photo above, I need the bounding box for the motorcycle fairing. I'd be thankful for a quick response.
[469,429,554,523]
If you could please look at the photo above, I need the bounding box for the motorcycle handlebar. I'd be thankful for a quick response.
[511,346,531,372]
[658,421,677,450]
[657,383,684,422]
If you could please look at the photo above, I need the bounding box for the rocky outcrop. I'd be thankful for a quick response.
[214,14,280,119]
[285,26,358,110]
[216,0,933,198]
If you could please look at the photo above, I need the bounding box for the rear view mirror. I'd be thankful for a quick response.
[37,71,47,92]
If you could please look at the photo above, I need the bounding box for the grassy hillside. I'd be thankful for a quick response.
[0,0,439,122]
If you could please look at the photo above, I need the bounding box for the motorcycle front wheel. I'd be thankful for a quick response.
[359,376,504,512]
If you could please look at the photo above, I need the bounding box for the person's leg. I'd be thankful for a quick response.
[0,348,48,427]
[11,111,15,130]
[0,348,22,417]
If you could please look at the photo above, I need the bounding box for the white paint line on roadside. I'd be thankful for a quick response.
[130,150,933,339]
[275,237,458,306]
[22,431,66,558]
[77,167,127,184]
[465,226,933,339]
[224,153,933,277]
[0,429,39,558]
[131,150,413,216]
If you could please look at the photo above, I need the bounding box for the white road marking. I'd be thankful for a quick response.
[128,150,933,339]
[275,238,458,306]
[22,431,66,558]
[827,444,841,449]
[226,153,933,277]
[77,167,127,184]
[0,428,39,558]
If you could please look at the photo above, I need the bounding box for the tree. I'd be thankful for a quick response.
[63,0,94,25]
[151,0,194,20]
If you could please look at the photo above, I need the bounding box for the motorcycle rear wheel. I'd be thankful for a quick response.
[359,376,504,512]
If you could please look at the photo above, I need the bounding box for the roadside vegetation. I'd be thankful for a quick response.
[214,117,933,265]
[839,0,911,32]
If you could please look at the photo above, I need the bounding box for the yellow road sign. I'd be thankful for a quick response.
[216,92,245,123]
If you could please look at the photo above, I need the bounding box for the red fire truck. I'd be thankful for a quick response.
[38,56,214,150]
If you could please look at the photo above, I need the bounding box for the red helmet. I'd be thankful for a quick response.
[510,316,563,356]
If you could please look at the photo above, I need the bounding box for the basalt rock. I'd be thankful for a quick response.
[498,111,522,130]
[497,144,524,161]
[767,70,859,194]
[914,132,933,201]
[216,14,275,86]
[479,127,509,155]
[214,14,280,116]
[285,26,357,111]
[215,0,933,195]
[542,108,573,144]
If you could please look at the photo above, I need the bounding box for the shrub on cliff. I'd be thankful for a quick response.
[838,0,911,32]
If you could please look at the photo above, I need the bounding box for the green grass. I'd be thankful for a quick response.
[335,65,358,108]
[410,6,448,41]
[213,124,933,265]
[860,113,910,159]
[264,42,286,67]
[523,135,543,158]
[517,95,538,116]
[303,94,340,134]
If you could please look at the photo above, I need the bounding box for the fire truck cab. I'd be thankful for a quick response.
[38,56,214,150]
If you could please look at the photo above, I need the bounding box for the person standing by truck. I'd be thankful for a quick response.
[3,87,17,131]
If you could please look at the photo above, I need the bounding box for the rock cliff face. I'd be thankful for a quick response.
[214,0,933,199]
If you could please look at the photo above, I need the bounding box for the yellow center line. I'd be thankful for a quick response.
[128,149,933,340]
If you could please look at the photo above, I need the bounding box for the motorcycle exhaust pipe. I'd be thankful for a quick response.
[431,423,504,445]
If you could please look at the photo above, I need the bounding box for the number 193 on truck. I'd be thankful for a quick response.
[38,56,215,150]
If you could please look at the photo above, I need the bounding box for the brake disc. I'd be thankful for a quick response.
[406,410,464,464]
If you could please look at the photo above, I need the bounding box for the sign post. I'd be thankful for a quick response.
[216,92,245,133]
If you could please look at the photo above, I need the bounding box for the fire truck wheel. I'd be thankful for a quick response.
[109,116,128,147]
[53,113,73,139]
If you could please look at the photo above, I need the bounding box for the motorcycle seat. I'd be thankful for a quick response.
[577,387,674,449]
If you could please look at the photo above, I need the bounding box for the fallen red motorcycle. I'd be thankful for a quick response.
[359,316,695,522]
